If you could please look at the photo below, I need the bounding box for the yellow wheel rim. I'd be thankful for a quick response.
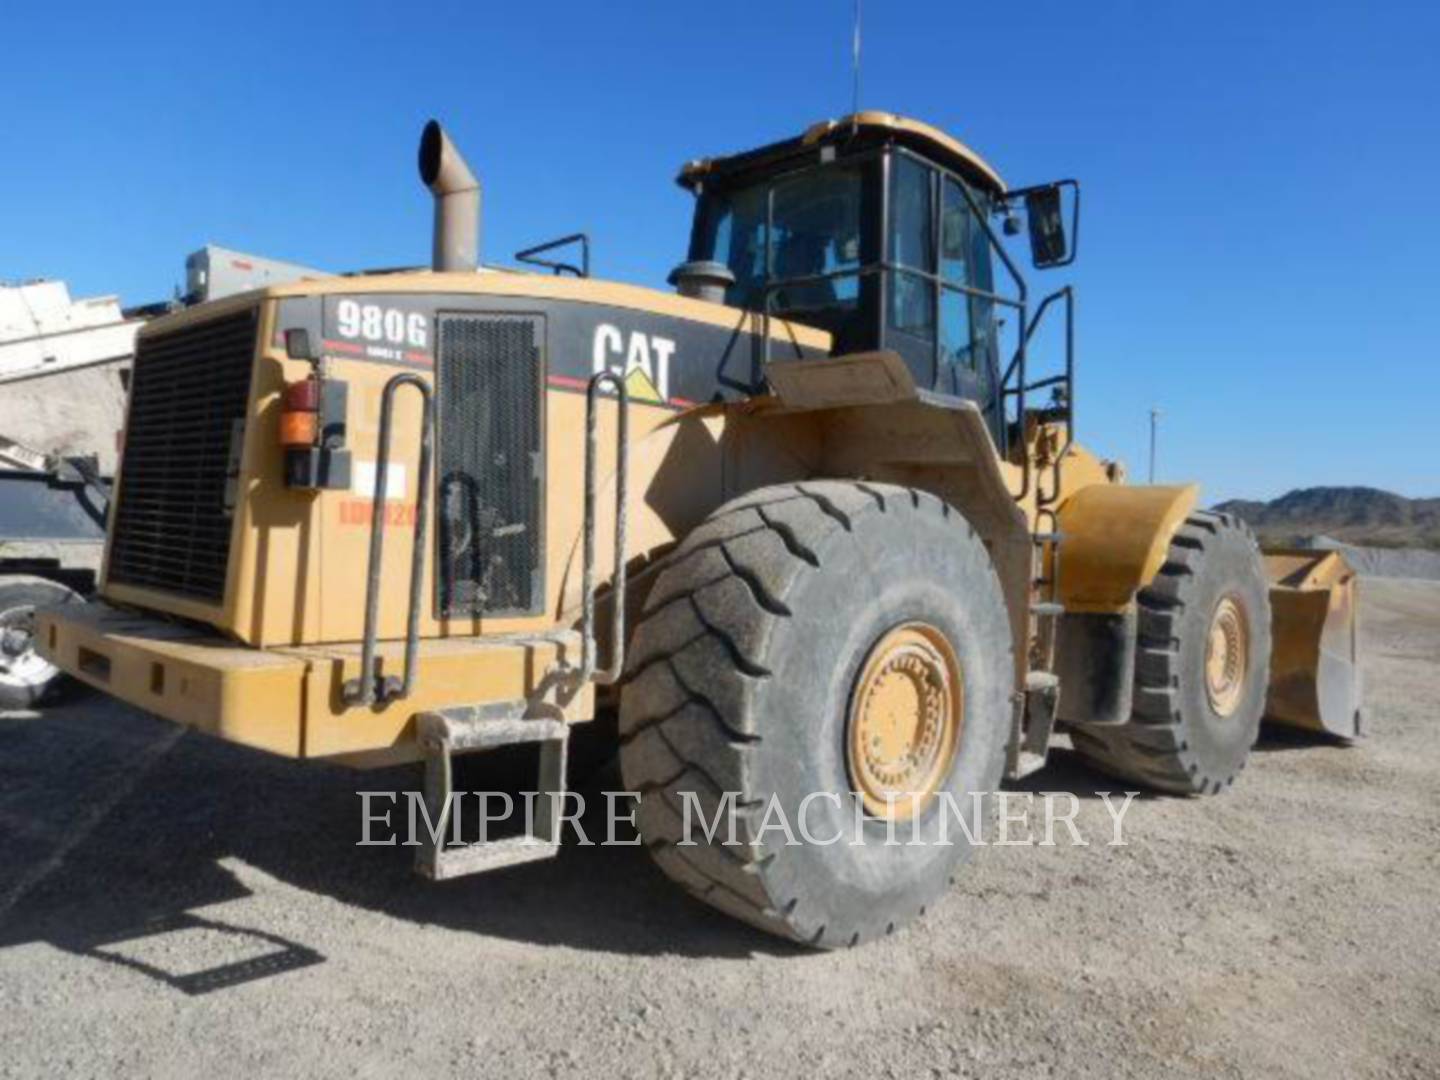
[1205,595,1250,718]
[846,623,963,821]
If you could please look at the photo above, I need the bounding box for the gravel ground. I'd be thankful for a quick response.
[1,580,1436,1079]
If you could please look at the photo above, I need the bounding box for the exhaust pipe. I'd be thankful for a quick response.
[418,120,481,272]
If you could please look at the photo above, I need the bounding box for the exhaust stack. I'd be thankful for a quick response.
[418,120,481,272]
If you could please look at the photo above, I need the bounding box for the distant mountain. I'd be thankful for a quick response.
[1213,487,1440,550]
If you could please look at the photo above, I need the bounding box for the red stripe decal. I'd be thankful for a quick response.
[547,374,589,390]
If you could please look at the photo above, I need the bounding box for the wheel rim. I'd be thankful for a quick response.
[846,623,963,821]
[1204,595,1250,718]
[0,604,57,692]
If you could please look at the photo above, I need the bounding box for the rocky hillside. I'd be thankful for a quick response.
[1213,487,1440,550]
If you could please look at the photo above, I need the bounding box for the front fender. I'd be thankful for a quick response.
[1051,483,1198,725]
[1056,483,1199,614]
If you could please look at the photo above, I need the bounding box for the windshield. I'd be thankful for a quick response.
[692,165,865,324]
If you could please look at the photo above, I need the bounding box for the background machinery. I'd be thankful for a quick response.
[0,248,325,707]
[35,114,1361,945]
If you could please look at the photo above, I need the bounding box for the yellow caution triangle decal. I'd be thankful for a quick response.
[624,365,663,404]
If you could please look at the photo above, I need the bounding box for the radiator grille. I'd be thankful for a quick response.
[107,309,257,603]
[436,314,543,617]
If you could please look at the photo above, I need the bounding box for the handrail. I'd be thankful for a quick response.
[576,370,630,685]
[1001,286,1069,392]
[1036,286,1075,507]
[515,233,590,278]
[1000,286,1074,507]
[342,373,435,708]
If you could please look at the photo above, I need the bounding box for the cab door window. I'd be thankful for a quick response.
[938,176,994,401]
[939,178,973,373]
[887,154,936,384]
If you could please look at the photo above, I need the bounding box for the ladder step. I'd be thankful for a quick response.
[1011,751,1049,780]
[1006,671,1061,781]
[1031,602,1065,618]
[421,836,560,880]
[413,703,570,882]
[1031,531,1065,544]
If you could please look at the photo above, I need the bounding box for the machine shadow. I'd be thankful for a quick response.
[1005,743,1159,801]
[0,705,791,985]
[1253,722,1351,752]
[10,703,1216,984]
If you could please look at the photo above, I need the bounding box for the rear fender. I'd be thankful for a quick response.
[726,351,1033,684]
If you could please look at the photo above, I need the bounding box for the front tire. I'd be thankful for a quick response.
[619,482,1013,947]
[1070,512,1272,795]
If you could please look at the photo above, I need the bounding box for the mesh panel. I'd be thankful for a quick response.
[436,315,543,617]
[108,309,256,602]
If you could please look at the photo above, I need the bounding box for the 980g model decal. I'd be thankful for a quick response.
[335,300,429,352]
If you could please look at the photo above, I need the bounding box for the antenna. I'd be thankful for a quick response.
[851,0,862,130]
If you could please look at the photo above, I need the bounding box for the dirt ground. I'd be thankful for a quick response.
[1,580,1436,1079]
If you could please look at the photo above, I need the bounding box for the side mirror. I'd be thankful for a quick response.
[1025,186,1067,267]
[1014,179,1080,269]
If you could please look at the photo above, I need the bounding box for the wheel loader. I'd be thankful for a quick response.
[35,113,1362,947]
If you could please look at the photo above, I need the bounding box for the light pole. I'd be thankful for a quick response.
[1148,407,1161,483]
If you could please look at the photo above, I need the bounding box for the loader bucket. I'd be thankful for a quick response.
[1261,549,1362,739]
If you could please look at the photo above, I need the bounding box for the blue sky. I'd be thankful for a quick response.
[5,0,1436,501]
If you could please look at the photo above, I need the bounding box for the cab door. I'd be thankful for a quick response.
[937,175,998,416]
[883,155,1000,443]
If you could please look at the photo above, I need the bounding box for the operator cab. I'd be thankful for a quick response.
[675,112,1076,447]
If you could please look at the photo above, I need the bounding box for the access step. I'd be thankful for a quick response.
[1006,671,1061,780]
[413,702,569,881]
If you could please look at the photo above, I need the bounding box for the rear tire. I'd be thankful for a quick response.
[1070,512,1271,795]
[619,481,1012,947]
[0,575,84,711]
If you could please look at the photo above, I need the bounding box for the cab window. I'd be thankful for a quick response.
[692,164,867,347]
[938,176,995,401]
[887,155,936,378]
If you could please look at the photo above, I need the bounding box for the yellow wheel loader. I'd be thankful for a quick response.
[36,114,1362,946]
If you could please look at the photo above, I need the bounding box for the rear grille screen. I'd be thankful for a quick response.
[436,314,543,617]
[107,309,256,603]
